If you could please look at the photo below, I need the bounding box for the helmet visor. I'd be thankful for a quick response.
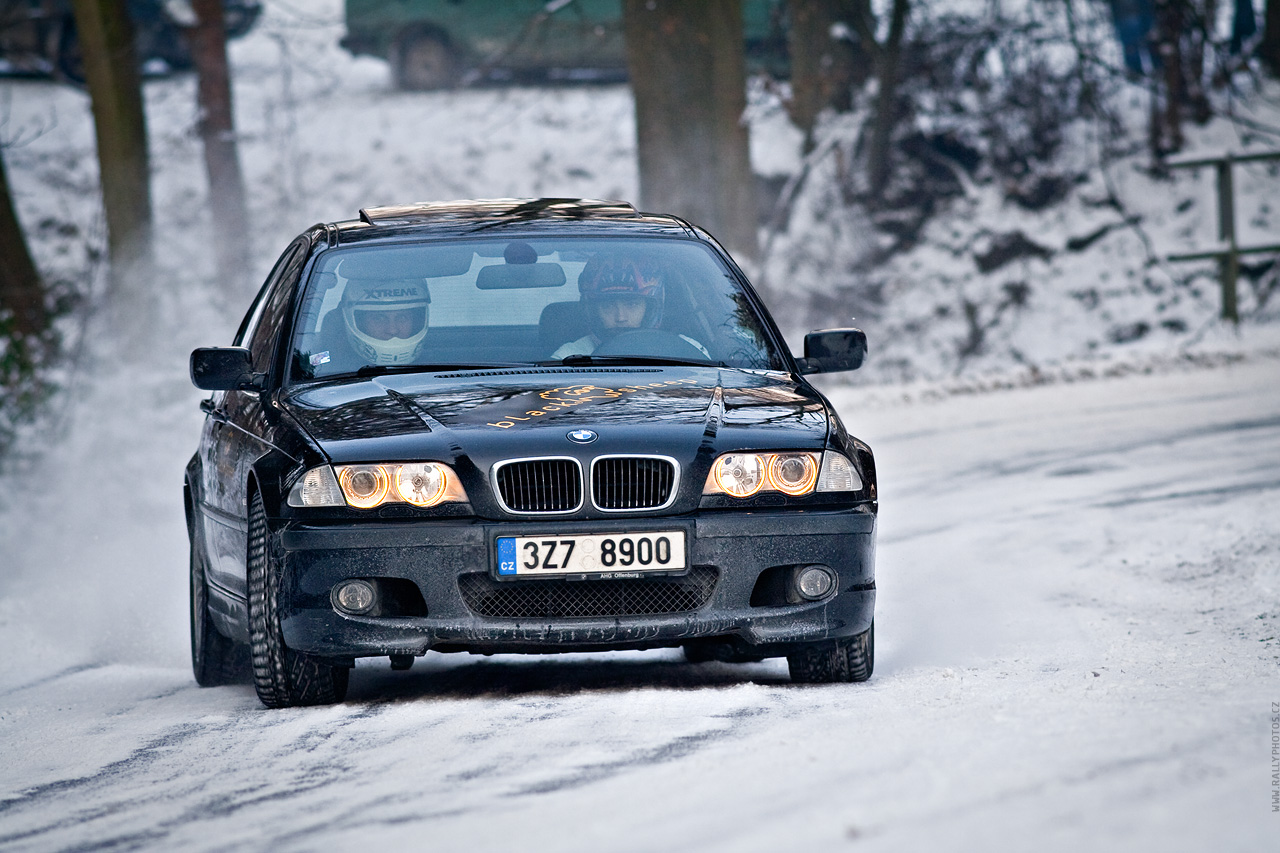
[352,305,428,341]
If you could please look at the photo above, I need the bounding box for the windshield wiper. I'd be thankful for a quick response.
[548,354,727,368]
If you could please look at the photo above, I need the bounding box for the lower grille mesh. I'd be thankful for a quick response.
[458,567,718,619]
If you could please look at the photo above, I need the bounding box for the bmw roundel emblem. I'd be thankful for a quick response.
[568,429,597,444]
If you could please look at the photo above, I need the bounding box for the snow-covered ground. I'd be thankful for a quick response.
[4,0,1276,374]
[1,357,1277,852]
[1,2,1279,850]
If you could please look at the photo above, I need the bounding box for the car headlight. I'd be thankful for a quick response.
[703,451,861,497]
[768,453,819,495]
[708,453,769,497]
[288,463,468,509]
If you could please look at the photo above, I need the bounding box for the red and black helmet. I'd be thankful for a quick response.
[578,255,664,328]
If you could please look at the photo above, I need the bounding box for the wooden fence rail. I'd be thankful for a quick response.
[1166,150,1280,323]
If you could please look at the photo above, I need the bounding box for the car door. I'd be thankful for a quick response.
[201,238,310,600]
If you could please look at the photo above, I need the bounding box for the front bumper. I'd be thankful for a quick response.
[277,507,876,660]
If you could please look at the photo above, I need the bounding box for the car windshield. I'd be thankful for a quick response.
[288,236,784,382]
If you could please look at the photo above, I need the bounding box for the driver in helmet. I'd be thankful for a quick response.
[341,278,431,366]
[552,255,709,360]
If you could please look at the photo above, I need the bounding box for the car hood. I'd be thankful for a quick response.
[281,366,830,465]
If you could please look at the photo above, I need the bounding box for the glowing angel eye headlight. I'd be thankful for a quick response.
[394,462,447,507]
[704,451,853,498]
[767,453,819,495]
[337,465,391,509]
[708,453,766,497]
[327,462,469,509]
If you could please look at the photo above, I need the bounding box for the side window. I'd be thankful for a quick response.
[234,247,293,348]
[247,241,310,374]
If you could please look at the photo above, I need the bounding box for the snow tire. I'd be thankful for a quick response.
[247,491,349,708]
[190,542,249,686]
[787,622,874,684]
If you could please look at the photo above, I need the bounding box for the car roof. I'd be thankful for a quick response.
[323,198,703,247]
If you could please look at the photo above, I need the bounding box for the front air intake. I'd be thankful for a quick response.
[591,456,678,511]
[493,457,583,514]
[458,567,719,618]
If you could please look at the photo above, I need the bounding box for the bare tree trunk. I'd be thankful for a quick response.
[189,0,251,298]
[1184,0,1213,123]
[1152,0,1186,156]
[864,0,909,199]
[1263,0,1280,75]
[0,148,47,341]
[622,0,758,259]
[785,0,862,153]
[69,0,153,329]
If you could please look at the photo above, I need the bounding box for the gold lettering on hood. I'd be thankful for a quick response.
[486,379,698,429]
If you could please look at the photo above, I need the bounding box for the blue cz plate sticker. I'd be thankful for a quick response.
[497,537,518,575]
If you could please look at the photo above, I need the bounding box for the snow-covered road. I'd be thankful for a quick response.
[2,3,1279,847]
[2,358,1277,852]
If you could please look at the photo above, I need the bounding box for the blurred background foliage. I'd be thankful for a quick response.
[1,0,1278,463]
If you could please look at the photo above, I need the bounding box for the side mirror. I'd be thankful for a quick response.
[797,328,867,374]
[190,347,263,391]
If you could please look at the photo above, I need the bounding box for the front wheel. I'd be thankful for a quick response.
[247,491,349,708]
[787,622,874,683]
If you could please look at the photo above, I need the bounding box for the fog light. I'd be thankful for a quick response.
[332,579,377,615]
[795,565,835,600]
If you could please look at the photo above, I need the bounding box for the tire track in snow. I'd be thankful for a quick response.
[509,726,741,796]
[0,722,211,845]
[1092,478,1280,507]
[0,660,783,850]
[505,698,776,800]
[0,663,108,699]
[0,700,404,850]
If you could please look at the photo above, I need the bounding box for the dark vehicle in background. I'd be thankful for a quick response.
[0,0,261,82]
[185,198,878,708]
[341,0,787,90]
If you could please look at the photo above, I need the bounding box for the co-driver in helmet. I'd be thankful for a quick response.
[341,277,431,366]
[552,255,708,360]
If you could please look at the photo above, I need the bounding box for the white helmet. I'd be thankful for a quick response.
[341,278,430,365]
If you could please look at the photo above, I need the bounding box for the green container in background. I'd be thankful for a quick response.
[341,0,788,90]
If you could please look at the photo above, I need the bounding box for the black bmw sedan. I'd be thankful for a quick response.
[186,198,877,708]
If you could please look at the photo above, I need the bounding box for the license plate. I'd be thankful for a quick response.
[496,531,687,577]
